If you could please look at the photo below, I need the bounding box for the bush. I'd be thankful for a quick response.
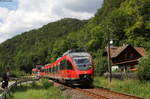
[9,70,27,77]
[137,52,150,81]
[31,81,38,88]
[94,50,108,76]
[41,79,53,89]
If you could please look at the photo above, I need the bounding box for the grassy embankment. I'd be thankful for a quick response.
[94,77,150,99]
[6,79,70,99]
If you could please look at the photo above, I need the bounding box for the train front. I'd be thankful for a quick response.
[70,52,94,85]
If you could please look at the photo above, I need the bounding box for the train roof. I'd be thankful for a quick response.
[69,52,91,57]
[62,50,91,58]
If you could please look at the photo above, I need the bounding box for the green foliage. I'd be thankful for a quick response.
[94,50,107,76]
[9,70,26,77]
[137,52,150,81]
[41,79,53,89]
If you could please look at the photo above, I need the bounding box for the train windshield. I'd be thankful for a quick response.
[73,57,91,70]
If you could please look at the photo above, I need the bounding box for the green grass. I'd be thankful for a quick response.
[94,77,150,99]
[7,79,70,99]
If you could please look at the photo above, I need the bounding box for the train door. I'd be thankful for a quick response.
[60,60,66,80]
[65,59,74,80]
[54,66,56,78]
[58,62,60,79]
[50,67,52,77]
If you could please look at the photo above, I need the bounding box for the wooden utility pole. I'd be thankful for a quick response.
[107,25,112,82]
[107,40,112,82]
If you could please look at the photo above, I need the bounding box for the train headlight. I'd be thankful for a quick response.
[84,75,87,78]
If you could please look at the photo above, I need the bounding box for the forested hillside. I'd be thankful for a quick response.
[0,0,149,75]
[0,18,87,74]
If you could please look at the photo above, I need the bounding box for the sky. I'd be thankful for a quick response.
[0,0,103,43]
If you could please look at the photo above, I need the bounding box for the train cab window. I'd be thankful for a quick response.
[66,60,74,70]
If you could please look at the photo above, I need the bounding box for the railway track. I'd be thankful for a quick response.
[83,88,143,99]
[51,80,143,99]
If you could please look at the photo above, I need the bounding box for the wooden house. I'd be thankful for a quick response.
[105,44,146,72]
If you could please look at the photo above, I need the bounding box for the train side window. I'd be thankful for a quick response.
[60,60,65,70]
[50,68,52,73]
[50,67,52,73]
[42,69,44,72]
[55,65,58,73]
[53,67,55,73]
[51,67,53,73]
[52,67,54,73]
[56,66,58,73]
[54,66,56,73]
[49,68,51,73]
[49,68,50,73]
[66,60,74,70]
[58,63,60,72]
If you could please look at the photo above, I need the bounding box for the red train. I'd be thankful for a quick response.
[32,50,94,86]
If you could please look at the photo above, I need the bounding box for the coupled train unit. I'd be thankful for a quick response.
[32,50,94,85]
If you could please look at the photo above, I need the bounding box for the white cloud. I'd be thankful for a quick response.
[0,7,9,21]
[0,0,103,43]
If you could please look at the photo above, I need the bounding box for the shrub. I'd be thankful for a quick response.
[94,50,108,76]
[41,79,53,89]
[31,81,38,88]
[9,70,27,77]
[137,52,150,81]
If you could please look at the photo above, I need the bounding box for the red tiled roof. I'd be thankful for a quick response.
[135,47,146,56]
